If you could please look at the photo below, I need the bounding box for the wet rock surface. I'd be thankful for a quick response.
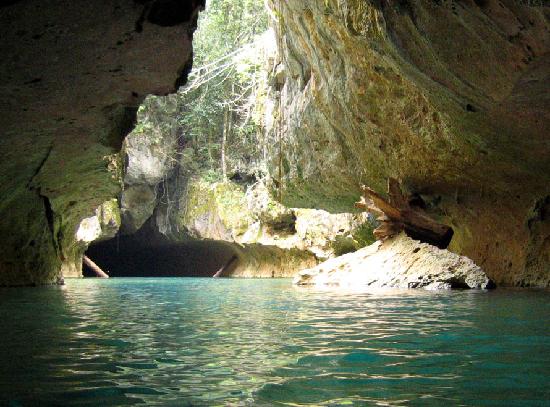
[294,233,495,290]
[0,0,204,285]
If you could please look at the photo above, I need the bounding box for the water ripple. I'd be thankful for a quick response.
[0,279,549,406]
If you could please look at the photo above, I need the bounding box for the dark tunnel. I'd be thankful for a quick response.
[84,231,239,278]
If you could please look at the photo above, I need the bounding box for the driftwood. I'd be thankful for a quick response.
[213,255,238,278]
[355,178,453,249]
[83,255,109,278]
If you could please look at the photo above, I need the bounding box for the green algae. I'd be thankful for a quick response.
[180,177,253,237]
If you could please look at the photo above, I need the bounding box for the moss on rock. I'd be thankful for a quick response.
[0,0,203,285]
[180,177,253,240]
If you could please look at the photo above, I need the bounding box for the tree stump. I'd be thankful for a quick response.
[355,178,453,249]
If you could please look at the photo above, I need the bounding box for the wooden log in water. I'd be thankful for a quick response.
[83,255,109,278]
[355,178,453,249]
[213,255,238,278]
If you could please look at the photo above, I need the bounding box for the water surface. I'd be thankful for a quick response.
[0,278,548,406]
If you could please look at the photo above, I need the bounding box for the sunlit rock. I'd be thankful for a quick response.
[76,216,102,243]
[119,98,183,233]
[228,244,318,278]
[65,199,122,278]
[96,199,122,241]
[179,178,372,259]
[294,233,494,290]
[161,177,377,277]
[293,208,370,258]
[64,199,122,277]
[123,107,180,187]
[75,199,121,244]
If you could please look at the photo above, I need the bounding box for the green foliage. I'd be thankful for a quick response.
[175,0,270,177]
[352,221,376,248]
[331,235,357,257]
[331,220,377,257]
[200,168,224,183]
[193,0,268,67]
[125,0,271,189]
[133,97,179,144]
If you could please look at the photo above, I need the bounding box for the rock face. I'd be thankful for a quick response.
[174,178,321,277]
[130,176,373,278]
[294,233,494,290]
[2,0,548,287]
[178,177,372,259]
[120,96,182,233]
[63,198,122,277]
[267,0,550,286]
[0,0,204,285]
[227,244,317,278]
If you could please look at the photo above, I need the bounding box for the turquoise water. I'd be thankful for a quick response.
[0,279,548,406]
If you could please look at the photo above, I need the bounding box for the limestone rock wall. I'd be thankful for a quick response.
[228,243,318,278]
[120,96,182,233]
[0,0,204,285]
[177,177,372,259]
[157,176,378,278]
[266,0,550,286]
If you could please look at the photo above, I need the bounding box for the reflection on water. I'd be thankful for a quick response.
[0,279,549,406]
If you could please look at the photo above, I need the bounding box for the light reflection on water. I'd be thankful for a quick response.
[0,278,548,406]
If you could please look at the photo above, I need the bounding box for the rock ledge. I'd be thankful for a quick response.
[294,233,494,290]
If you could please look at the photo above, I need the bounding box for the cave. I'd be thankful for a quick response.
[84,238,238,278]
[1,1,549,405]
[84,229,238,278]
[0,0,548,288]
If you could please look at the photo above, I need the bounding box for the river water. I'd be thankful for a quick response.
[0,278,548,406]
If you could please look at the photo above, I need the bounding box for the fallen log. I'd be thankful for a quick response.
[355,178,453,249]
[213,255,238,278]
[83,255,109,278]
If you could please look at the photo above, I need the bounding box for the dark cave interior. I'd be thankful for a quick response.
[84,232,238,278]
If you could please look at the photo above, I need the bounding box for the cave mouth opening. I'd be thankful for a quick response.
[84,233,239,278]
[86,0,274,280]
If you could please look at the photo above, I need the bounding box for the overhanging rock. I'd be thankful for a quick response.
[0,0,204,285]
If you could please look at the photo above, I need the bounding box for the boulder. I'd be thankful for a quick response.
[294,233,494,290]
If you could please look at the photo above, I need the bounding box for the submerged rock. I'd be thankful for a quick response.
[294,233,494,290]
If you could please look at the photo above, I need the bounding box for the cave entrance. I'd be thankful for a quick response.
[84,234,239,278]
[92,0,274,280]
